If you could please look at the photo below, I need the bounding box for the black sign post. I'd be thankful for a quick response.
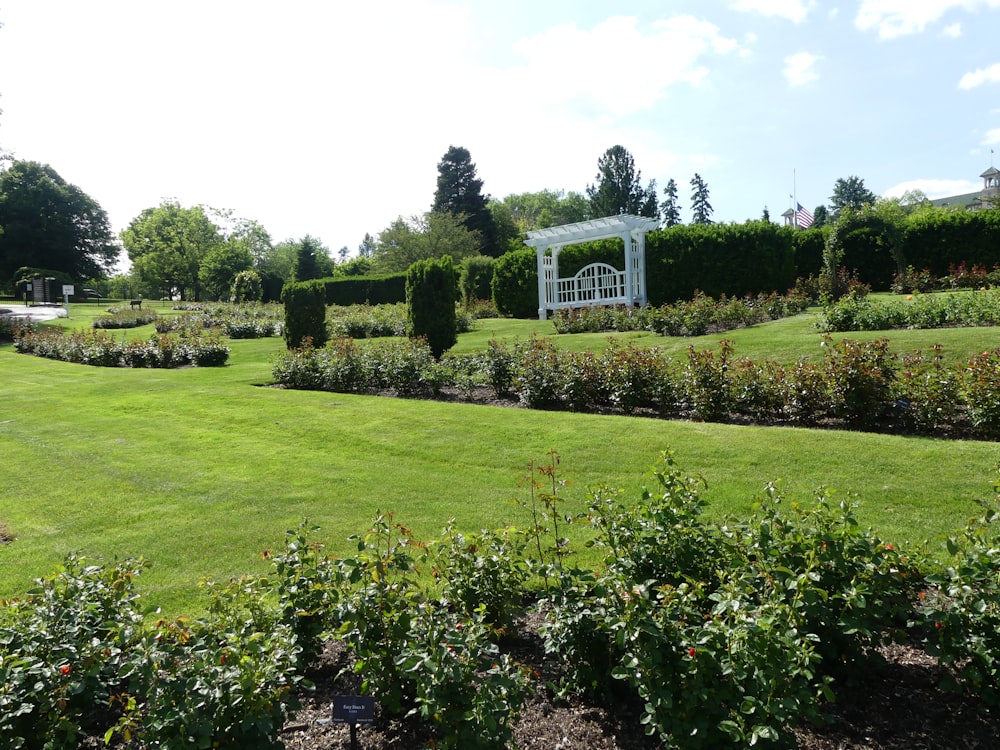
[332,695,375,750]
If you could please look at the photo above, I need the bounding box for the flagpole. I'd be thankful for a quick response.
[793,169,798,228]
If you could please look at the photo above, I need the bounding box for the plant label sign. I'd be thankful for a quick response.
[333,695,375,724]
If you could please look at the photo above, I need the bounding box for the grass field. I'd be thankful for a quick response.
[2,303,999,616]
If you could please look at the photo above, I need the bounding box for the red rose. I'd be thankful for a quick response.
[688,648,696,657]
[59,665,71,676]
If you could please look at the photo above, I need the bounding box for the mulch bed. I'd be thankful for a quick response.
[280,614,1000,750]
[265,382,998,747]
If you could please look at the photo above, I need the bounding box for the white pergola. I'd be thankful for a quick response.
[524,214,659,320]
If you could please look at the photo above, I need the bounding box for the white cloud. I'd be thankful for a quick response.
[855,0,1000,39]
[942,22,963,36]
[510,16,741,121]
[959,62,1000,89]
[983,128,1000,145]
[784,52,822,86]
[883,178,980,199]
[729,0,813,23]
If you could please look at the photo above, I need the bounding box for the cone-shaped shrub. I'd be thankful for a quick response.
[406,255,457,359]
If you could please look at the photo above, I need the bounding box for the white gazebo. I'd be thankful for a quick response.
[524,214,659,320]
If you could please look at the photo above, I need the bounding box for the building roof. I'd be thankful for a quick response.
[981,166,1000,178]
[930,190,983,209]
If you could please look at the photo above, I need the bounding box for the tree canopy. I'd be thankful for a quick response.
[199,242,252,300]
[374,211,482,273]
[432,145,500,257]
[0,160,119,285]
[120,200,222,301]
[690,173,714,225]
[492,189,589,233]
[661,178,682,227]
[830,175,877,217]
[294,235,330,281]
[586,145,659,220]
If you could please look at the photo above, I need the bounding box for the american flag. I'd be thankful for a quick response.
[796,202,814,228]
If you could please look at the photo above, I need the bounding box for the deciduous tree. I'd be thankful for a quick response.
[494,189,589,232]
[374,212,482,273]
[121,200,222,300]
[0,160,119,284]
[830,175,876,218]
[199,242,252,300]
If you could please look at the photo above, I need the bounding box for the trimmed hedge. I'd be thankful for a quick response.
[491,248,538,318]
[323,273,407,306]
[459,255,495,303]
[406,255,458,359]
[282,279,327,348]
[492,223,800,318]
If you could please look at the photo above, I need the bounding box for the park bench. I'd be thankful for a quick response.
[130,299,142,310]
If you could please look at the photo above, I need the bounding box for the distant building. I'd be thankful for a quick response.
[930,165,999,211]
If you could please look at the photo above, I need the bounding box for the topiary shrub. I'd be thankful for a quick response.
[459,255,494,304]
[491,248,537,318]
[231,270,263,303]
[281,279,328,349]
[406,255,457,359]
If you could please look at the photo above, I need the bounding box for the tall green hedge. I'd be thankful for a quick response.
[792,227,827,279]
[323,273,407,306]
[903,210,1000,276]
[492,248,538,318]
[406,255,457,359]
[282,279,328,349]
[459,256,495,303]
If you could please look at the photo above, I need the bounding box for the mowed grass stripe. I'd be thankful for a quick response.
[3,313,1000,616]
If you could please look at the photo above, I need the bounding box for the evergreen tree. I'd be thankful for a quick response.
[690,173,714,225]
[586,145,659,220]
[432,145,500,257]
[812,205,829,228]
[661,178,682,227]
[294,235,325,281]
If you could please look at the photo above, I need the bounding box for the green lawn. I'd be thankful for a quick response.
[2,308,999,616]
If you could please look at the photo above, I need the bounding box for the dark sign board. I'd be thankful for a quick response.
[333,695,375,724]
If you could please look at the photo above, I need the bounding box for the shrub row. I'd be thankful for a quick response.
[273,335,1000,438]
[154,303,285,338]
[552,289,811,336]
[91,307,159,329]
[6,453,1000,748]
[322,272,407,306]
[0,521,531,749]
[491,223,811,318]
[821,288,1000,332]
[892,261,1000,294]
[0,315,27,342]
[13,328,230,367]
[327,302,408,338]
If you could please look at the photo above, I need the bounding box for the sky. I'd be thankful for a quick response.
[1,0,999,266]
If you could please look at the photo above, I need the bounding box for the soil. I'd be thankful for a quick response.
[268,385,1000,748]
[280,611,1000,750]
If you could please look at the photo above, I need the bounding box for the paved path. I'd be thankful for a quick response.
[0,304,69,322]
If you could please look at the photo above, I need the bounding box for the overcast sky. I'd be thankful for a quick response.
[1,0,999,262]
